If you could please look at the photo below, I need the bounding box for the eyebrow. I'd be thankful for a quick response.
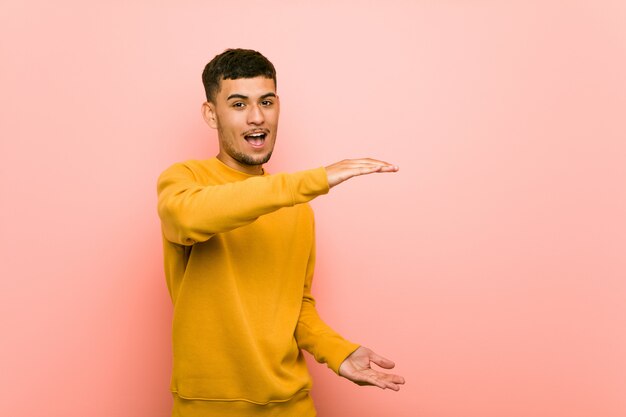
[226,92,277,101]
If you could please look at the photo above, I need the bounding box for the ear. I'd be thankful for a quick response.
[201,101,218,129]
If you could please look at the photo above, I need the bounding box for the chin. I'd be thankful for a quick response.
[239,151,273,166]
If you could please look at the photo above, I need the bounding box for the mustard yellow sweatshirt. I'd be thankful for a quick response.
[157,158,359,414]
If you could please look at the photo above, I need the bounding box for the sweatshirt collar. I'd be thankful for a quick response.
[210,157,269,180]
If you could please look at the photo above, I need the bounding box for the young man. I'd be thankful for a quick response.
[157,48,405,417]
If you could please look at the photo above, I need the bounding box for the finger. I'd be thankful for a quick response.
[375,371,405,383]
[359,373,388,390]
[350,158,396,167]
[361,163,398,172]
[349,161,398,172]
[370,374,403,391]
[349,164,385,176]
[379,373,406,390]
[369,352,396,369]
[385,382,401,391]
[390,374,406,384]
[375,165,399,172]
[348,162,398,175]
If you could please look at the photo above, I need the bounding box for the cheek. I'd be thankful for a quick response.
[267,111,280,126]
[218,113,242,133]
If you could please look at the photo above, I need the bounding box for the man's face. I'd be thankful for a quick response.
[203,76,279,174]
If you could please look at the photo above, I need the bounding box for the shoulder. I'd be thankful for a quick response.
[159,158,213,175]
[157,159,217,184]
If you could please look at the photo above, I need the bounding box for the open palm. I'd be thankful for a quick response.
[338,346,405,391]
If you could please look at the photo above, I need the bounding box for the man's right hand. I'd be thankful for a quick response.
[325,158,399,188]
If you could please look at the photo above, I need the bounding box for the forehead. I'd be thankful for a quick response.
[217,76,276,99]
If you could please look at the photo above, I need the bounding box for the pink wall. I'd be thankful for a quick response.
[2,1,625,416]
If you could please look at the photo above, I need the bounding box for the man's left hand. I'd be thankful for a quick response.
[339,346,405,391]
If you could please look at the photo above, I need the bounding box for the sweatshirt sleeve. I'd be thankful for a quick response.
[157,162,330,246]
[294,220,360,374]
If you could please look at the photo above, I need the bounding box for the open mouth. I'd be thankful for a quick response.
[244,131,267,147]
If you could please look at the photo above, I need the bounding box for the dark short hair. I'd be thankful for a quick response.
[202,48,277,103]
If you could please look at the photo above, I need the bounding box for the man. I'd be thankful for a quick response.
[157,48,405,417]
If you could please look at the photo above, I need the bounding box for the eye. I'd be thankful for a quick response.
[232,102,245,109]
[261,100,273,107]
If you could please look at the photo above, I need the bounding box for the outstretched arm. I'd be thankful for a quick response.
[339,346,406,391]
[157,158,397,246]
[157,163,330,245]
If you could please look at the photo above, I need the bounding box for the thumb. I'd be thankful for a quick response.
[369,351,396,369]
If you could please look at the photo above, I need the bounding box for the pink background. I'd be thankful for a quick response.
[1,1,625,416]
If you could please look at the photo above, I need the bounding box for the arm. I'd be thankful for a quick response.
[294,222,361,373]
[294,228,406,391]
[157,157,398,246]
[157,162,329,245]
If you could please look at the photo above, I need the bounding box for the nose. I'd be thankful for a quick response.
[247,104,265,125]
